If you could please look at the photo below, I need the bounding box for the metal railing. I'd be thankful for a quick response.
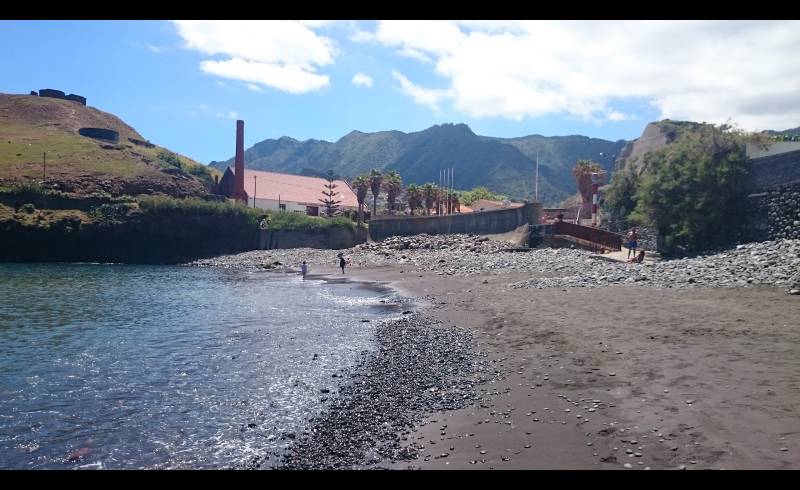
[552,221,623,251]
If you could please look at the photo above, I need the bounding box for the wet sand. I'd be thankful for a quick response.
[313,265,800,469]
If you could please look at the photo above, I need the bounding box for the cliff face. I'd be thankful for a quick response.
[613,120,711,176]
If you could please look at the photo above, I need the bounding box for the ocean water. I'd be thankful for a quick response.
[0,263,399,469]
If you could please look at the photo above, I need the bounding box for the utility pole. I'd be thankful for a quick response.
[439,168,443,215]
[43,151,46,181]
[253,175,257,208]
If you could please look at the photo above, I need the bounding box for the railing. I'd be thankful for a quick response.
[552,221,623,251]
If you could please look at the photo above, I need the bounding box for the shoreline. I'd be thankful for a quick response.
[190,238,800,470]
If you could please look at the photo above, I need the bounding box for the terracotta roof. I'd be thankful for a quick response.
[471,199,524,211]
[237,168,359,208]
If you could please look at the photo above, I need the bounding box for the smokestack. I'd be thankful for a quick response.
[234,120,246,203]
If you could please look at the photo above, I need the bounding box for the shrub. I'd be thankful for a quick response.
[263,211,356,231]
[90,203,132,224]
[137,195,265,226]
[632,123,751,255]
[460,186,507,206]
[156,150,182,169]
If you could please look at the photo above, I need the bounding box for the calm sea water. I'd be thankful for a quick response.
[0,263,399,469]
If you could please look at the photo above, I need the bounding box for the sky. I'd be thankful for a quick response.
[2,20,799,164]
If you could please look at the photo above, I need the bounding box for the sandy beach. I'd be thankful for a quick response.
[193,236,800,470]
[308,264,800,470]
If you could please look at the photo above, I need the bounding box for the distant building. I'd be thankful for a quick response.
[218,168,359,216]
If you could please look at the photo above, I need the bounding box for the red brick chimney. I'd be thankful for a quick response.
[233,119,248,203]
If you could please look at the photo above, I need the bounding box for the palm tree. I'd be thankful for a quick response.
[572,159,604,219]
[422,183,436,215]
[352,175,369,228]
[406,184,423,216]
[452,192,461,213]
[382,171,403,215]
[369,169,383,217]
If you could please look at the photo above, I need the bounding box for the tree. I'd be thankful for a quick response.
[602,167,640,226]
[368,169,383,217]
[352,175,369,228]
[632,123,751,255]
[422,183,436,215]
[382,171,403,215]
[459,186,507,206]
[572,159,604,217]
[452,192,461,213]
[319,169,342,218]
[406,184,423,216]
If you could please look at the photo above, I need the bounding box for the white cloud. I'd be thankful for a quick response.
[607,111,629,122]
[350,29,375,43]
[146,43,167,53]
[391,70,452,112]
[352,72,374,88]
[200,58,329,94]
[397,47,433,63]
[172,20,336,94]
[367,20,800,130]
[215,81,227,87]
[247,83,263,92]
[215,111,238,119]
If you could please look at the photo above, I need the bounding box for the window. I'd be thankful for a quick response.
[306,206,319,216]
[279,203,286,211]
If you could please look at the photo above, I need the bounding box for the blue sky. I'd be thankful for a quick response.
[2,20,798,164]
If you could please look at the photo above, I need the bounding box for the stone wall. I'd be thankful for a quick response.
[746,182,800,242]
[259,226,367,250]
[368,202,541,241]
[78,127,120,143]
[36,89,87,105]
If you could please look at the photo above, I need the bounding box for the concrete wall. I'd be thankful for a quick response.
[368,202,541,241]
[259,226,366,250]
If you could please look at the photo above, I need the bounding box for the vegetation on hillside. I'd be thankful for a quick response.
[459,186,508,206]
[603,123,752,255]
[211,123,628,206]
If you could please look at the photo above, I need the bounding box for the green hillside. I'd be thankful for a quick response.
[0,93,218,197]
[211,123,628,206]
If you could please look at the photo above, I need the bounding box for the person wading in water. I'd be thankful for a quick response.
[300,261,308,280]
[338,254,346,274]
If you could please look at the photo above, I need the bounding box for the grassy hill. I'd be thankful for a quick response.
[0,93,218,197]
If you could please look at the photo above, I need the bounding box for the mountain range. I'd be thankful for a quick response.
[210,123,629,206]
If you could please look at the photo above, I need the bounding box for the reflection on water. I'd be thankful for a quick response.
[0,263,398,469]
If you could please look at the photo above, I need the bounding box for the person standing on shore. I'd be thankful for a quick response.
[300,261,308,280]
[627,227,638,259]
[338,254,346,274]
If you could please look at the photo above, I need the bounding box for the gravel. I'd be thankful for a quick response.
[191,234,800,293]
[252,313,498,470]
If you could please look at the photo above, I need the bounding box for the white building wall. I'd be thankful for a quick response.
[746,141,800,159]
[252,198,308,213]
[250,198,358,215]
